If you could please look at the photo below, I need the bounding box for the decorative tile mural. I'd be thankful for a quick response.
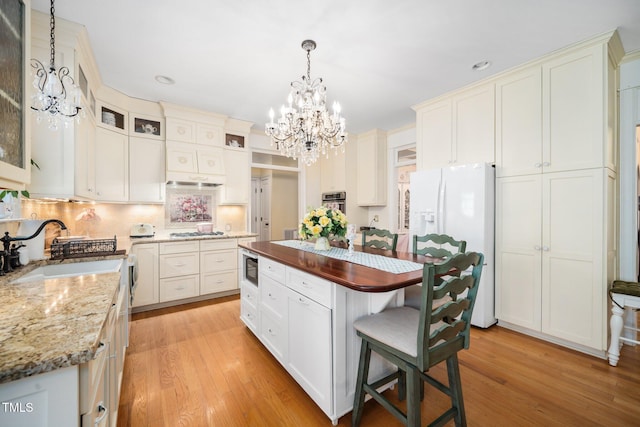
[165,187,216,226]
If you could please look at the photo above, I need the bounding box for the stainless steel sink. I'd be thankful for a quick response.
[12,259,123,284]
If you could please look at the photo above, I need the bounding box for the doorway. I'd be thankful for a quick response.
[393,146,416,252]
[250,150,300,242]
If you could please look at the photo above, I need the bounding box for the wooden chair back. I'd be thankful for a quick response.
[412,233,466,258]
[417,251,484,371]
[361,229,398,251]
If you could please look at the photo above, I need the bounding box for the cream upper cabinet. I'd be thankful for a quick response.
[415,98,452,170]
[196,123,223,146]
[452,83,495,166]
[497,43,613,177]
[74,111,96,199]
[542,44,607,173]
[495,67,543,177]
[166,118,196,143]
[0,0,30,189]
[356,129,387,206]
[219,148,250,204]
[415,82,495,170]
[197,148,225,175]
[165,141,225,184]
[165,118,223,146]
[129,137,165,203]
[95,127,129,201]
[320,151,346,193]
[496,169,609,351]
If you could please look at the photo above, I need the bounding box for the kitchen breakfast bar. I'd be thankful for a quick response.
[238,240,435,425]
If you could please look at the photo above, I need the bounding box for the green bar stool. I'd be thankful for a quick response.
[405,234,467,311]
[352,252,484,427]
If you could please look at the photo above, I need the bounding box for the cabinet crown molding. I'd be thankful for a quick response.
[160,102,227,126]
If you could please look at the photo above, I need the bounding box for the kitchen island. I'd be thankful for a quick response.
[238,240,434,425]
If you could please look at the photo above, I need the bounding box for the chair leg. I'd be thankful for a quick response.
[352,340,372,427]
[406,366,421,427]
[446,354,466,427]
[608,303,624,366]
[398,368,406,401]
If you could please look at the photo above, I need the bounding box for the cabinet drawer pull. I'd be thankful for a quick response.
[301,281,311,288]
[268,328,276,335]
[298,297,310,305]
[175,286,185,290]
[95,403,108,424]
[216,259,225,262]
[215,280,223,284]
[173,262,186,267]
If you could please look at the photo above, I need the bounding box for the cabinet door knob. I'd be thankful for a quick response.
[534,163,542,168]
[534,245,541,251]
[543,162,550,167]
[542,246,550,251]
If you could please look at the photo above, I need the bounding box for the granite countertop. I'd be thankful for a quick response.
[0,255,126,384]
[126,231,258,246]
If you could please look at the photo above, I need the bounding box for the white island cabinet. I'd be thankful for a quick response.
[242,254,399,425]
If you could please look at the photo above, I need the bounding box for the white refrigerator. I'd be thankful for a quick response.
[409,163,495,328]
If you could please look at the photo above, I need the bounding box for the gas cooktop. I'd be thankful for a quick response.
[169,231,225,238]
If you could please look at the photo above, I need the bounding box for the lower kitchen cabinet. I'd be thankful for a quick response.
[131,237,250,311]
[200,239,238,294]
[495,168,614,354]
[287,286,332,415]
[131,243,159,308]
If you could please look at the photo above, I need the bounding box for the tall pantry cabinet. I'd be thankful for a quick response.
[495,32,622,354]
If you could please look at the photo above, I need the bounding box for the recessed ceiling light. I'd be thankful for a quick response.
[155,75,175,85]
[472,61,491,71]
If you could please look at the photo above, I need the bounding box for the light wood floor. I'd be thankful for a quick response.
[117,296,640,427]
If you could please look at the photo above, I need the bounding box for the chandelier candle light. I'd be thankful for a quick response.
[265,40,347,166]
[31,0,82,130]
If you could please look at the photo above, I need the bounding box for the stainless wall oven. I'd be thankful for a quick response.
[322,191,346,214]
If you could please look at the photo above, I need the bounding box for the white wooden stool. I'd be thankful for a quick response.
[607,280,640,366]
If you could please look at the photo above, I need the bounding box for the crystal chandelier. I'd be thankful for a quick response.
[265,40,347,166]
[31,0,82,130]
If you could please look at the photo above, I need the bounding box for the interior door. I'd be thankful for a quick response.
[260,176,272,241]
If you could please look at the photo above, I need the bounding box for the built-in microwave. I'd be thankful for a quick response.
[240,249,258,286]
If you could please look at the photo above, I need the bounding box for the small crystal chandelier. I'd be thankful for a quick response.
[265,40,347,166]
[31,0,82,130]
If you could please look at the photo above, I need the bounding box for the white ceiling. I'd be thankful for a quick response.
[31,0,640,135]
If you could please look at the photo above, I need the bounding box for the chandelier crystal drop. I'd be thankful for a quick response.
[265,40,347,166]
[31,0,82,130]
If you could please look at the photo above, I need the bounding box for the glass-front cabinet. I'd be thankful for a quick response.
[0,0,31,188]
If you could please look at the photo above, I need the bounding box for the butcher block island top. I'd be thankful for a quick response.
[240,240,436,292]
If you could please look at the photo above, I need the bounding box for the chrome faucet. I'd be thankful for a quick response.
[1,219,67,274]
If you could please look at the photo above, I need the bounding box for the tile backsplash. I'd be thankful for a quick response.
[16,200,247,245]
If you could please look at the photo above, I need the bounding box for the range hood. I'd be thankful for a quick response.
[166,180,223,187]
[165,142,226,186]
[166,175,225,187]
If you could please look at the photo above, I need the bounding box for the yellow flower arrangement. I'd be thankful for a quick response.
[299,206,347,240]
